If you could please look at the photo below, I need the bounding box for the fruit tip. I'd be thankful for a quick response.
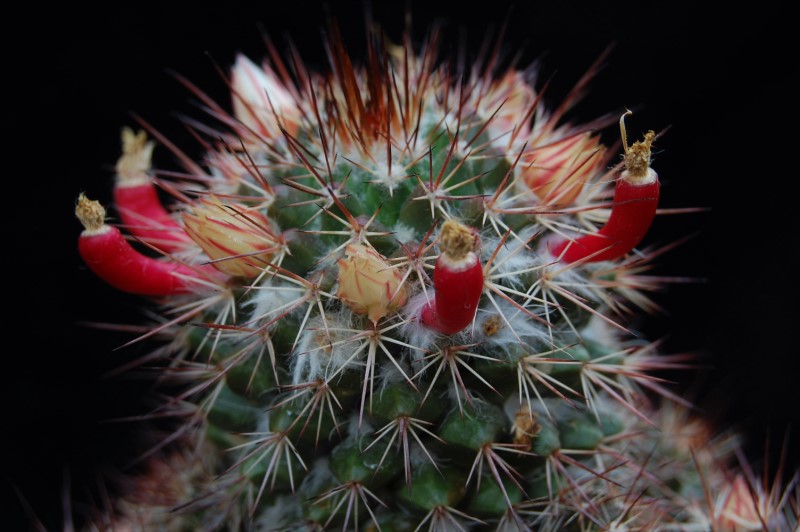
[116,128,155,184]
[620,111,656,184]
[75,193,107,233]
[439,220,478,261]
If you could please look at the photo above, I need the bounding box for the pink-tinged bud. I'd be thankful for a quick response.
[715,475,763,531]
[231,54,299,137]
[337,244,407,323]
[520,132,605,207]
[482,71,536,144]
[183,197,282,278]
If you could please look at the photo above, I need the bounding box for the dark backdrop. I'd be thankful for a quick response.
[8,2,795,529]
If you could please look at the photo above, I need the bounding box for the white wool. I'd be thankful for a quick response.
[346,414,372,439]
[291,312,363,385]
[473,301,549,354]
[255,411,271,434]
[246,279,306,326]
[299,458,334,495]
[536,251,599,303]
[391,222,417,246]
[378,360,411,388]
[481,227,542,287]
[440,110,460,134]
[445,382,477,405]
[408,444,442,469]
[369,160,408,193]
[290,352,315,385]
[502,392,524,421]
[252,494,302,530]
[312,247,344,272]
[399,291,442,354]
[420,103,448,141]
[580,315,622,350]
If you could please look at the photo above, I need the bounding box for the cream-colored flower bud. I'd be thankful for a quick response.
[519,132,606,207]
[231,54,299,137]
[337,244,407,323]
[183,196,282,278]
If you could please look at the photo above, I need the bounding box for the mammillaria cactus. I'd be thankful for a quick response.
[70,16,798,532]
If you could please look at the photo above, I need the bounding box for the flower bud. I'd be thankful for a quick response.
[519,132,605,207]
[183,197,282,278]
[231,54,299,138]
[337,244,407,323]
[482,71,536,145]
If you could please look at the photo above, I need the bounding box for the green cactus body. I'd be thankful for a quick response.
[74,22,799,532]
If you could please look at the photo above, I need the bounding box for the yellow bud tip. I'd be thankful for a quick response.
[620,111,655,180]
[121,127,149,154]
[116,127,155,184]
[439,220,477,261]
[76,194,107,232]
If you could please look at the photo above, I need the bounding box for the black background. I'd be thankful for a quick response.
[8,2,797,529]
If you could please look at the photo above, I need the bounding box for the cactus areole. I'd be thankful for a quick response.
[72,21,798,532]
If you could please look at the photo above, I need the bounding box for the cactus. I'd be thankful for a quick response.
[75,22,798,532]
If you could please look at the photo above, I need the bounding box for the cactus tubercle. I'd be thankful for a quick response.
[552,111,659,263]
[420,220,484,334]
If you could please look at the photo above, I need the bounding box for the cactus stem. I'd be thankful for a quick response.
[410,135,489,221]
[552,112,660,263]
